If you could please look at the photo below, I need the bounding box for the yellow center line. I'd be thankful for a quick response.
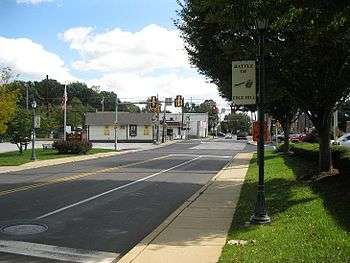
[0,155,172,197]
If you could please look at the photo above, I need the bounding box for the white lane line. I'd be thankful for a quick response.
[168,153,232,159]
[0,240,118,263]
[35,156,202,220]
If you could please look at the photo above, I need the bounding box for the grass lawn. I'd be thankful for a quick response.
[0,148,114,166]
[219,151,350,263]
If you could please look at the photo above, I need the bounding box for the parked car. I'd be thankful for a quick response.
[335,133,350,148]
[217,132,225,137]
[237,132,248,140]
[225,133,233,139]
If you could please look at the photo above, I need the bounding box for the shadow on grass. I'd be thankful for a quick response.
[228,155,317,233]
[281,154,350,232]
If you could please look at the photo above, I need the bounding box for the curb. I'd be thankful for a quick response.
[0,140,179,175]
[116,153,239,263]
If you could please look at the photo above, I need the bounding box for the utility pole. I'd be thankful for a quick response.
[162,101,167,143]
[156,94,160,143]
[101,97,105,112]
[25,83,29,110]
[114,95,118,151]
[63,83,67,141]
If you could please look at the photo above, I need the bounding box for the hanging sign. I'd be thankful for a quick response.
[232,60,256,105]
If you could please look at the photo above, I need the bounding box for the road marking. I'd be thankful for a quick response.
[35,156,201,220]
[0,240,118,263]
[168,154,232,159]
[0,155,171,197]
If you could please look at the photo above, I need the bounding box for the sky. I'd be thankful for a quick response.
[0,0,229,110]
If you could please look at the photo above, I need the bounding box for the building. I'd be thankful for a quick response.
[85,112,154,142]
[85,112,209,142]
[162,113,208,139]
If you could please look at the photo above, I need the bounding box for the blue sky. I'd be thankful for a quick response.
[0,0,227,107]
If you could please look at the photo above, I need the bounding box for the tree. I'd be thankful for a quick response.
[6,109,32,153]
[221,112,251,134]
[0,68,18,135]
[177,0,350,172]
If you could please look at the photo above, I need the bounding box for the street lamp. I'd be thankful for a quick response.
[250,18,271,224]
[31,99,37,161]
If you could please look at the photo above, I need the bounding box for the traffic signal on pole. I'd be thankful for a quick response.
[174,95,184,107]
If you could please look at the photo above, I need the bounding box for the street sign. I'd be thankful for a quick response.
[34,116,41,128]
[232,60,256,105]
[165,97,173,106]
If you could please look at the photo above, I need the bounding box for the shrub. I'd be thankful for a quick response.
[53,140,92,154]
[290,143,350,175]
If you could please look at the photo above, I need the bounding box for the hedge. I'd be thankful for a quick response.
[52,140,92,154]
[278,143,350,175]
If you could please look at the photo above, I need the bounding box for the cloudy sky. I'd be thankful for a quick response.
[0,0,229,109]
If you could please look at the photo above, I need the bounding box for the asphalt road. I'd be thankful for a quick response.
[0,139,253,262]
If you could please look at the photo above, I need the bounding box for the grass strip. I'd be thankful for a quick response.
[0,148,114,166]
[219,151,350,263]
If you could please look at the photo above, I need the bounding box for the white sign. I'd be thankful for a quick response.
[232,60,256,105]
[165,98,173,106]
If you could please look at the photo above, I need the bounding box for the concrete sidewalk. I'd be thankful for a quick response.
[117,152,253,263]
[0,140,178,174]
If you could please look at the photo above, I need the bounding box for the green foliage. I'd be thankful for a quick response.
[6,108,32,153]
[0,84,18,135]
[220,112,251,134]
[53,140,92,154]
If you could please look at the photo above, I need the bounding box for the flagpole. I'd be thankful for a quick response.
[63,83,67,141]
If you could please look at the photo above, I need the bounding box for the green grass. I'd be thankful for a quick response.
[219,151,350,263]
[0,148,114,166]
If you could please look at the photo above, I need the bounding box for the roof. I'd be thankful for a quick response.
[85,112,154,126]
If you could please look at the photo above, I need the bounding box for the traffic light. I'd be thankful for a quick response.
[174,95,184,107]
[150,96,157,109]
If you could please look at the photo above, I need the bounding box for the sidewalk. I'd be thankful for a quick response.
[0,140,178,174]
[118,152,253,263]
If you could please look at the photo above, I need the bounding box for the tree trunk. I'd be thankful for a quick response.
[282,121,290,153]
[313,111,332,172]
[318,125,332,172]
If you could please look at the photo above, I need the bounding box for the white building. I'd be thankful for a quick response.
[85,112,208,142]
[85,112,154,142]
[163,113,208,139]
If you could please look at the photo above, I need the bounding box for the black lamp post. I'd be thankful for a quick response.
[31,99,37,161]
[250,18,271,224]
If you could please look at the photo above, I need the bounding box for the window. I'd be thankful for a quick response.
[129,125,137,137]
[144,125,150,135]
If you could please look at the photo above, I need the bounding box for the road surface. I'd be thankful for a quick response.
[0,139,253,262]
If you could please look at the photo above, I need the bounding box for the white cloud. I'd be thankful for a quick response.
[0,36,76,82]
[17,0,53,4]
[86,72,229,110]
[61,24,190,73]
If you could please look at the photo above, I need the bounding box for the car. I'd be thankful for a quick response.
[237,132,248,140]
[335,133,350,148]
[217,132,225,137]
[225,133,233,139]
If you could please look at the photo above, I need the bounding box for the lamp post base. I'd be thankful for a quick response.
[250,187,271,224]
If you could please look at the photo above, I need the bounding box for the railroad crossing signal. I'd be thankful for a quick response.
[174,95,184,107]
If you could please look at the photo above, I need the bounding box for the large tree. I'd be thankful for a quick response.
[177,0,350,172]
[0,68,18,135]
